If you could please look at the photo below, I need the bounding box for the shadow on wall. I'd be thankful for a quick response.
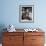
[0,24,7,43]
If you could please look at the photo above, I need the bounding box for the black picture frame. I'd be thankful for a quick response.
[19,5,34,23]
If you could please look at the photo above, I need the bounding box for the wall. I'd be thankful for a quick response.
[0,0,46,29]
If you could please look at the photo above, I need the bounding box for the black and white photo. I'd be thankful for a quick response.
[19,5,34,23]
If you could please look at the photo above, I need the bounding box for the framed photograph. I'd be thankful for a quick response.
[19,5,34,23]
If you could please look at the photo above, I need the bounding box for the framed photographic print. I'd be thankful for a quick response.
[19,5,34,23]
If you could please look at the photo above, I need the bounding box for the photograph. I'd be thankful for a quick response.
[19,5,34,23]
